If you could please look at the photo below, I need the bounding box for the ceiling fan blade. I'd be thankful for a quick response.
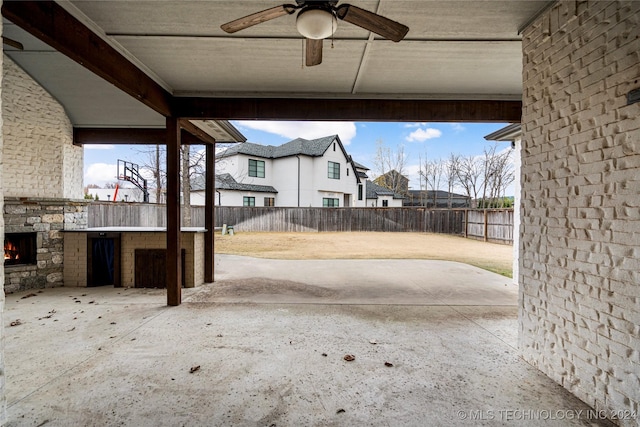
[221,5,296,34]
[305,38,323,66]
[335,4,409,42]
[2,36,24,50]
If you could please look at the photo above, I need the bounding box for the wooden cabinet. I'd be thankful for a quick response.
[134,249,185,288]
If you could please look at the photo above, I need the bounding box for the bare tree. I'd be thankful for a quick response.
[135,145,166,203]
[372,139,407,194]
[444,154,460,208]
[481,144,514,207]
[454,155,483,205]
[423,159,443,207]
[181,145,208,225]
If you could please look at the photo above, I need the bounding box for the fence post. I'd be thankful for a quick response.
[464,209,468,238]
[483,209,488,242]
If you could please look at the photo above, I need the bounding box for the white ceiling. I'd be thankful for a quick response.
[3,0,551,128]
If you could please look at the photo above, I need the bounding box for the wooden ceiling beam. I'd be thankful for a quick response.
[172,98,522,123]
[178,119,217,145]
[2,1,173,117]
[73,128,209,146]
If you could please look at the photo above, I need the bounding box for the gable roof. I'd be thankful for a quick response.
[366,180,405,200]
[352,161,370,170]
[218,134,361,184]
[191,173,277,194]
[218,135,339,159]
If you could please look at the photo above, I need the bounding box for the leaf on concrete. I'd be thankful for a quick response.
[343,354,355,362]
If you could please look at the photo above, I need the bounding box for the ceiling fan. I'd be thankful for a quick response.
[220,1,409,66]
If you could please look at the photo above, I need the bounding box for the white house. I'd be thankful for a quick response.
[365,180,404,207]
[206,135,361,207]
[190,135,405,207]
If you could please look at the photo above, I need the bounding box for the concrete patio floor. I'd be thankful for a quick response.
[4,255,613,426]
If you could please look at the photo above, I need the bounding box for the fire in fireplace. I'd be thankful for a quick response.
[4,233,37,266]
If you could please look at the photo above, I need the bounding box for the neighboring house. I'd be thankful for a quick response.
[404,190,471,208]
[85,187,159,203]
[373,170,409,195]
[365,180,404,207]
[190,173,277,206]
[209,135,361,207]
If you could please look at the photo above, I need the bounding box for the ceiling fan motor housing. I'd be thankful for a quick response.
[296,5,338,39]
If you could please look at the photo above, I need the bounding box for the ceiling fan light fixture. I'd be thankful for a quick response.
[296,7,337,40]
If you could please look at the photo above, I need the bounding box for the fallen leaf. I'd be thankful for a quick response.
[336,409,346,414]
[189,365,201,373]
[67,327,75,332]
[343,354,355,362]
[21,293,37,299]
[321,353,328,357]
[369,339,377,345]
[10,319,22,327]
[110,322,117,325]
[89,301,95,304]
[384,362,394,367]
[216,334,223,338]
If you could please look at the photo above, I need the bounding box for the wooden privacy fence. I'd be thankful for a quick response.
[214,207,465,233]
[87,203,204,228]
[87,203,513,244]
[465,209,514,244]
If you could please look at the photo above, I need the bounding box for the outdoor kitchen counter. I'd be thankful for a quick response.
[63,227,206,288]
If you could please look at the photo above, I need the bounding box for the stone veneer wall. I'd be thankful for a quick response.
[520,1,639,425]
[3,198,88,293]
[2,55,83,200]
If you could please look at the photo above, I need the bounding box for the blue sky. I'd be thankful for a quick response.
[83,121,513,194]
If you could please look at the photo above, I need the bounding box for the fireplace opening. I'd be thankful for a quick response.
[4,232,37,266]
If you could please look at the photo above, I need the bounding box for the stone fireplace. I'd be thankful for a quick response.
[3,198,88,292]
[4,232,37,266]
[2,56,87,292]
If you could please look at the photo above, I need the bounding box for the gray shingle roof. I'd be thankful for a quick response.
[191,173,277,194]
[352,161,370,170]
[218,135,339,159]
[365,180,404,199]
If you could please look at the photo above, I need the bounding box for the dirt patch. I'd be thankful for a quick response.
[188,278,339,301]
[215,232,513,277]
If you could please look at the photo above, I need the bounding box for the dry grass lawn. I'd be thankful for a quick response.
[215,232,514,277]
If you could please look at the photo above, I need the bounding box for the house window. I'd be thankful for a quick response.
[264,197,275,207]
[333,142,336,151]
[382,200,389,207]
[248,159,265,178]
[328,161,340,179]
[323,198,339,207]
[346,168,349,176]
[358,185,363,201]
[243,196,255,206]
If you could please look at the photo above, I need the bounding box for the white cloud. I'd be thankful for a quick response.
[406,128,442,142]
[84,163,117,186]
[404,122,427,128]
[450,123,465,132]
[236,121,357,145]
[83,144,115,150]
